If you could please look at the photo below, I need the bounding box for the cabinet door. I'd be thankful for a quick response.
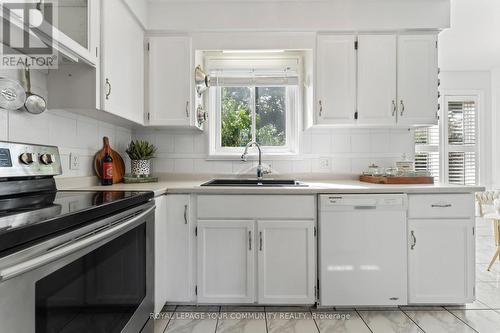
[357,35,397,125]
[397,35,438,126]
[316,35,357,125]
[165,195,194,303]
[101,0,144,124]
[197,220,255,303]
[148,36,191,126]
[408,219,475,304]
[153,196,167,313]
[257,220,315,304]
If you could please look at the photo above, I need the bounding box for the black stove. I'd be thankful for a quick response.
[0,141,153,256]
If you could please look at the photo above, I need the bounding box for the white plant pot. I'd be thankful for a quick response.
[131,159,151,177]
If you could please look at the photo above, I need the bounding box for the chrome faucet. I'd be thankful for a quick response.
[241,141,270,180]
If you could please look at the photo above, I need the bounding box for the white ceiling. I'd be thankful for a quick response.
[439,0,500,71]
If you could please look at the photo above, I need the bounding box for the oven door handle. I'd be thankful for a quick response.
[0,205,155,282]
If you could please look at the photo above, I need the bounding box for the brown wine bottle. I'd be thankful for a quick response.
[101,143,113,186]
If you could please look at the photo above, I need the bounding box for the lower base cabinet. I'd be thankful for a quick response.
[258,220,315,304]
[196,219,316,304]
[197,220,256,304]
[408,218,475,304]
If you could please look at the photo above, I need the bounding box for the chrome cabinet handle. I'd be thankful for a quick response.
[318,100,323,117]
[185,101,190,118]
[431,204,452,208]
[392,100,396,116]
[0,206,155,282]
[400,100,405,116]
[105,78,111,100]
[249,231,252,251]
[259,231,263,251]
[183,205,188,224]
[410,230,416,250]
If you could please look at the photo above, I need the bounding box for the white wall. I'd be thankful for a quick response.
[439,71,492,187]
[492,68,500,188]
[0,69,132,178]
[148,0,450,32]
[133,127,414,176]
[124,0,149,28]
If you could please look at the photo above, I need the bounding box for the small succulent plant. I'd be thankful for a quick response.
[126,140,157,160]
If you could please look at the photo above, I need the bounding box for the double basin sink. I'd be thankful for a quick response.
[201,179,308,187]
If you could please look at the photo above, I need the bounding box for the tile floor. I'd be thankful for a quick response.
[143,216,500,333]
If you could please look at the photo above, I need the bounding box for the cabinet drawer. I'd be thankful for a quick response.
[408,194,474,219]
[197,195,316,220]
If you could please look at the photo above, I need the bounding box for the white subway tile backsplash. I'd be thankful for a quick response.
[98,123,115,147]
[370,131,390,153]
[270,160,293,174]
[311,133,331,154]
[292,159,312,173]
[350,132,371,153]
[331,158,352,173]
[155,132,174,153]
[174,159,194,173]
[300,131,312,154]
[49,113,78,148]
[193,133,207,153]
[390,129,413,154]
[77,118,100,151]
[174,135,194,153]
[331,132,351,153]
[9,110,51,145]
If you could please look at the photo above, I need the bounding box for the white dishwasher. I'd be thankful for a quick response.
[319,194,408,306]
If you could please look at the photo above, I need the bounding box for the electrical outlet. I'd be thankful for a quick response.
[70,153,80,170]
[319,157,331,171]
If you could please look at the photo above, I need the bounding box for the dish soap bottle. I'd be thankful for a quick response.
[101,143,113,186]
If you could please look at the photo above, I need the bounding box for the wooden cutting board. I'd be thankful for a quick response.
[360,175,434,184]
[94,137,125,183]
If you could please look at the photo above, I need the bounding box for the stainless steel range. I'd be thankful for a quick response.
[0,141,155,333]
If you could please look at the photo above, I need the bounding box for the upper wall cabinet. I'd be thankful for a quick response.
[101,0,145,124]
[147,36,202,129]
[314,33,438,127]
[316,35,357,125]
[397,35,439,126]
[357,34,397,125]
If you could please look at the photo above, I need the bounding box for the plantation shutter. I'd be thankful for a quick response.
[415,126,440,182]
[446,100,477,185]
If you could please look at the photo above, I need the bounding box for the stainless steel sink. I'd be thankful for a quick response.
[200,179,308,187]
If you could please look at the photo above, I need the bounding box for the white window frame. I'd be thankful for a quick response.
[206,54,302,159]
[415,91,481,185]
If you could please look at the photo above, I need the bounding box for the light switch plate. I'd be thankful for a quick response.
[70,153,80,170]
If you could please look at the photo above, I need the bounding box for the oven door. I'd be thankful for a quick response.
[0,202,155,333]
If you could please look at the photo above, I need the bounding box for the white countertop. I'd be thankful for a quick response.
[56,175,485,197]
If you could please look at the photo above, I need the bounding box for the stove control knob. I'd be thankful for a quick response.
[40,153,54,165]
[19,152,34,165]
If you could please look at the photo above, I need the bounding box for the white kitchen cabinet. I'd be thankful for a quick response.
[147,36,195,127]
[165,195,195,303]
[316,35,357,125]
[197,220,256,304]
[357,35,397,125]
[408,219,475,304]
[257,220,315,304]
[397,34,439,126]
[101,0,145,124]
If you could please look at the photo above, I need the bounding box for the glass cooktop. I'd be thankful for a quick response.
[0,190,153,255]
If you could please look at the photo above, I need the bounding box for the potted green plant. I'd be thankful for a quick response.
[126,140,157,177]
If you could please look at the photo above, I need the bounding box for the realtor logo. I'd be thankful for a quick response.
[1,1,58,69]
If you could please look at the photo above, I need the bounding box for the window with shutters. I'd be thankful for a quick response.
[206,53,301,156]
[414,96,478,185]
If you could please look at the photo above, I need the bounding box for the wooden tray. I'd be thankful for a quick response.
[360,175,434,184]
